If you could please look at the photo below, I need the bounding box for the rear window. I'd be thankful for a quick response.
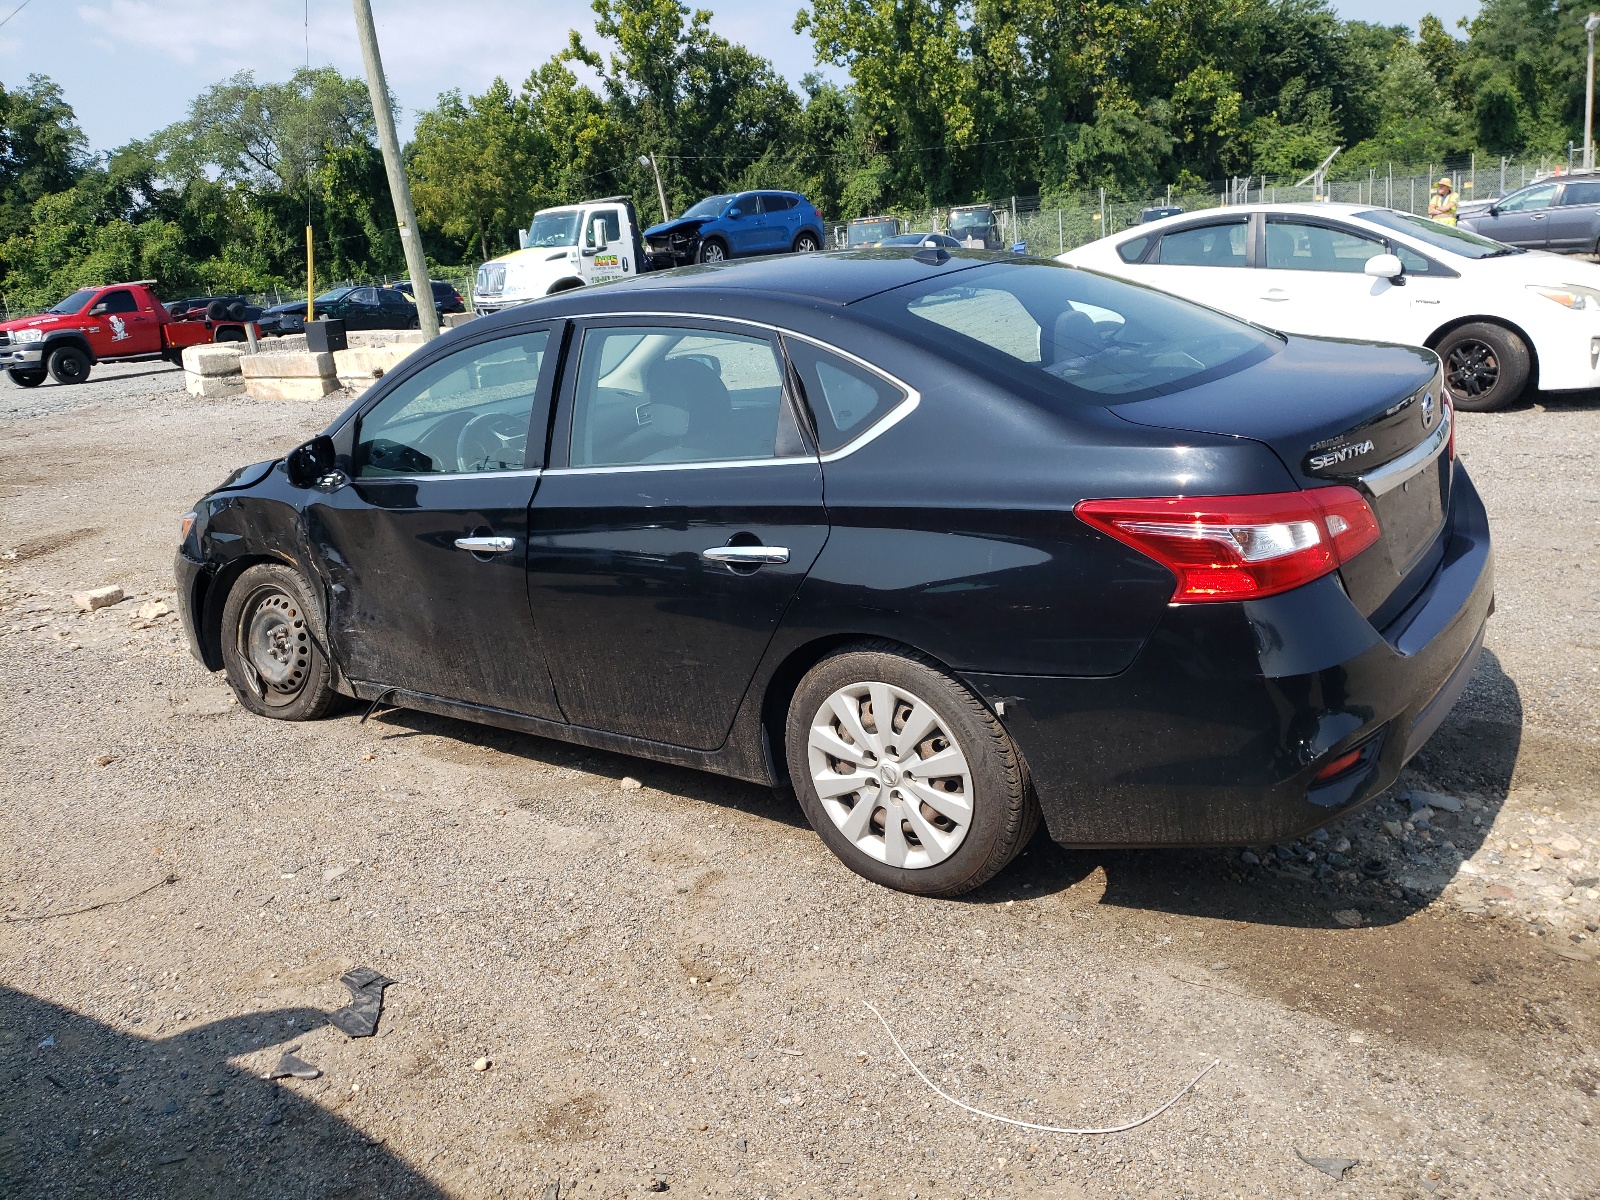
[856,261,1278,401]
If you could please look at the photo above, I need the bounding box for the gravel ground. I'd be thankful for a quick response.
[1,365,1597,1200]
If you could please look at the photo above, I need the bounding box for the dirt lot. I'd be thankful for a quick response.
[2,360,1597,1199]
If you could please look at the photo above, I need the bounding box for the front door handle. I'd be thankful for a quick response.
[1261,289,1290,301]
[454,535,515,554]
[702,545,789,565]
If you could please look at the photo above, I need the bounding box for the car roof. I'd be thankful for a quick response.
[1110,202,1423,237]
[480,249,1007,314]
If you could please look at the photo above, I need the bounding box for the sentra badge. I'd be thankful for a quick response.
[1308,440,1375,470]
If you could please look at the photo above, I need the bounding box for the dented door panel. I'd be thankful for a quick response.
[305,473,563,719]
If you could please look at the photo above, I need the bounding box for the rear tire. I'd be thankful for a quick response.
[785,642,1039,897]
[792,231,821,253]
[1437,322,1529,412]
[220,563,343,721]
[6,368,45,387]
[46,345,90,385]
[697,238,729,264]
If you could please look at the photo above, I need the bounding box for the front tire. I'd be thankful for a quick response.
[1437,322,1529,412]
[6,368,45,387]
[793,231,821,253]
[785,643,1039,897]
[47,345,90,385]
[220,564,343,721]
[697,238,728,264]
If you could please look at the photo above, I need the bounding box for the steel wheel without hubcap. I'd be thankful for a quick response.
[237,585,313,708]
[1444,339,1498,399]
[807,681,973,869]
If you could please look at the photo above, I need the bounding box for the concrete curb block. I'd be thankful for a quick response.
[240,350,338,400]
[334,345,414,390]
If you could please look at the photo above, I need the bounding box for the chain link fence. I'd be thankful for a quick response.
[828,154,1565,256]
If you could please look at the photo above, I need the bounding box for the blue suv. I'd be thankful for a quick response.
[643,190,826,267]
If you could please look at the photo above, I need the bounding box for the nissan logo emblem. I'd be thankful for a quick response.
[1421,391,1435,427]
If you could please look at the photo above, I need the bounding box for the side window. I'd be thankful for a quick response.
[1499,184,1556,213]
[784,338,907,453]
[584,209,622,247]
[1264,221,1386,273]
[349,286,379,306]
[569,325,790,467]
[99,290,138,314]
[379,289,412,311]
[1155,221,1248,267]
[1561,181,1600,206]
[1116,234,1151,263]
[355,331,548,477]
[1394,244,1434,274]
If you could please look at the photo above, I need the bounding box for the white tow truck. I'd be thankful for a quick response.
[473,196,649,313]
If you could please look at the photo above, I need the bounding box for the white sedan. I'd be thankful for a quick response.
[1060,202,1600,410]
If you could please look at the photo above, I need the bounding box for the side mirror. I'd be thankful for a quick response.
[1364,253,1404,282]
[89,303,107,316]
[1486,203,1500,216]
[727,207,743,219]
[517,229,530,250]
[285,434,336,488]
[591,218,609,251]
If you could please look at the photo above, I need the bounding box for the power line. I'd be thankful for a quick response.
[0,0,35,32]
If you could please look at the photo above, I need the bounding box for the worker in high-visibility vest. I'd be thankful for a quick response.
[1428,177,1458,226]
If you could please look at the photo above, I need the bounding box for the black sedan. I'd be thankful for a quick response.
[257,287,420,336]
[174,250,1492,896]
[393,278,467,315]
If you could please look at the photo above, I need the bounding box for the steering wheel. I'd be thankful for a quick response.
[455,411,528,472]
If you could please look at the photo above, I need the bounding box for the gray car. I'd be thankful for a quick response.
[1458,174,1600,254]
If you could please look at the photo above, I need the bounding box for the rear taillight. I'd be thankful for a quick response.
[1075,487,1380,603]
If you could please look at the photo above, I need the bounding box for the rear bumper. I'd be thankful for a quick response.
[961,465,1495,847]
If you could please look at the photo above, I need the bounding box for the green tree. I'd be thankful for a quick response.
[0,75,87,242]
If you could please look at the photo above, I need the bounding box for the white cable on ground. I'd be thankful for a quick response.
[864,1000,1221,1135]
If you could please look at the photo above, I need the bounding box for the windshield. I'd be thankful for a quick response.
[525,210,583,248]
[1356,209,1522,258]
[857,261,1278,402]
[949,210,993,232]
[847,220,898,245]
[315,289,352,304]
[48,289,96,315]
[681,194,734,220]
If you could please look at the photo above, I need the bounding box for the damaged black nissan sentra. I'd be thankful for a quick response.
[175,251,1492,897]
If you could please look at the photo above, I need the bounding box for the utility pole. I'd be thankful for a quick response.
[1586,13,1600,170]
[639,154,671,224]
[351,0,438,340]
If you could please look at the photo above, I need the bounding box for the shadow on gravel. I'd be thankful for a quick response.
[366,705,810,830]
[1510,387,1600,413]
[0,986,445,1200]
[354,650,1523,934]
[973,649,1524,931]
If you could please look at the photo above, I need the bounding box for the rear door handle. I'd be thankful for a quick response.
[702,545,789,565]
[454,535,515,554]
[1261,289,1290,301]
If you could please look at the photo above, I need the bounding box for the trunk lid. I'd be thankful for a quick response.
[1111,335,1449,627]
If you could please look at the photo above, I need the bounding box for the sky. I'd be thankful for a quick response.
[0,0,1483,156]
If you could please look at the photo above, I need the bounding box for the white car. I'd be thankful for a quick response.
[1060,202,1600,410]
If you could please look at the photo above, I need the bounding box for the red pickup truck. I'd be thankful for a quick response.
[0,280,259,387]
